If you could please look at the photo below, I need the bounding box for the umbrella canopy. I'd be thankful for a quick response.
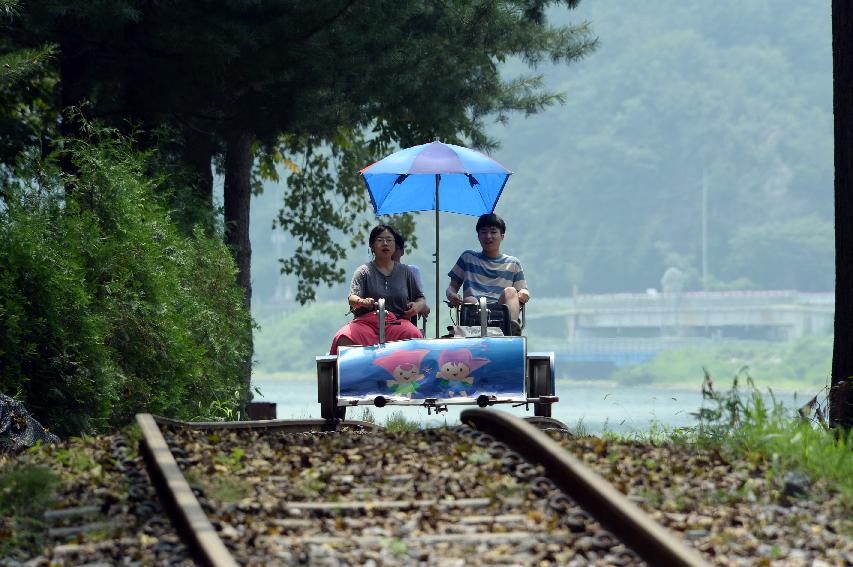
[361,141,511,215]
[360,141,512,337]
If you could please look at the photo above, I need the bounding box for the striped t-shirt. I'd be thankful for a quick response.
[448,250,528,302]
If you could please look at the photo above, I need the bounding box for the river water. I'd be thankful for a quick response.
[251,378,804,435]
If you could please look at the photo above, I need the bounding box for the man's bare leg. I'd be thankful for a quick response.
[499,287,520,323]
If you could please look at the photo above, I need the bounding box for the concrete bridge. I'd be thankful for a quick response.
[527,290,834,341]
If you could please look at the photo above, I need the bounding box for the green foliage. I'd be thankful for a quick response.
[272,0,595,302]
[213,447,246,473]
[197,389,245,422]
[0,121,252,435]
[3,0,838,305]
[268,133,426,304]
[388,538,408,556]
[467,451,491,465]
[0,43,56,85]
[612,336,832,390]
[0,0,15,17]
[0,0,60,186]
[259,1,597,301]
[274,133,378,303]
[4,0,598,303]
[691,373,852,503]
[0,173,113,434]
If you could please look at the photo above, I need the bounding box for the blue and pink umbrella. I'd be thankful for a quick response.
[360,141,512,337]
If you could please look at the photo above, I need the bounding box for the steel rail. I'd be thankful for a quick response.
[136,414,237,567]
[461,409,711,567]
[151,415,384,432]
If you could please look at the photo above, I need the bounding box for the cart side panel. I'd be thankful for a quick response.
[338,337,526,403]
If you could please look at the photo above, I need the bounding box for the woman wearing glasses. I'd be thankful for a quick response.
[330,224,426,354]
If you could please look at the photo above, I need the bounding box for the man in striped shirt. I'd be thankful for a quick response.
[446,213,530,334]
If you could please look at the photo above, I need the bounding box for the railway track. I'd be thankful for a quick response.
[137,412,710,567]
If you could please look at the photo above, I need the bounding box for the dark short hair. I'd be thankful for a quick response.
[392,231,405,251]
[476,213,506,234]
[368,224,402,248]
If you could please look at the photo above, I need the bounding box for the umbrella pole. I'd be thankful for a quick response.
[434,174,440,338]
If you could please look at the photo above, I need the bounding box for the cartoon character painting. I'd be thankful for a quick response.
[436,349,490,397]
[372,349,430,398]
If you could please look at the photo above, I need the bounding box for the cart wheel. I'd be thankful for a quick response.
[527,353,555,417]
[534,402,551,418]
[319,380,346,420]
[319,387,346,420]
[317,356,345,421]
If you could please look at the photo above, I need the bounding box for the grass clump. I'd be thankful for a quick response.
[0,464,58,557]
[205,477,253,503]
[356,407,377,424]
[0,464,58,516]
[384,411,421,432]
[692,369,852,504]
[51,444,98,474]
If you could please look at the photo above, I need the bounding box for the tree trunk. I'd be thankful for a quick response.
[831,0,853,429]
[224,130,254,413]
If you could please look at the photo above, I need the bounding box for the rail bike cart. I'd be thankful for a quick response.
[317,298,558,420]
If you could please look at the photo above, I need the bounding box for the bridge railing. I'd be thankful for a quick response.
[526,291,834,321]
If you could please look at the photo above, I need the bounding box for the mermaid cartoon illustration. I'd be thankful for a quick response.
[372,349,430,398]
[436,349,490,397]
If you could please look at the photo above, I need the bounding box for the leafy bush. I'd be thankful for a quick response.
[0,122,252,435]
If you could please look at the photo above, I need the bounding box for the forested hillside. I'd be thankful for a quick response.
[250,0,832,314]
[498,0,832,296]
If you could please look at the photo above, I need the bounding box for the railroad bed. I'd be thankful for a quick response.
[139,412,708,567]
[2,413,850,566]
[162,425,644,565]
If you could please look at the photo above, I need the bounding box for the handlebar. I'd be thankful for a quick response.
[377,298,386,343]
[444,298,526,336]
[355,298,428,342]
